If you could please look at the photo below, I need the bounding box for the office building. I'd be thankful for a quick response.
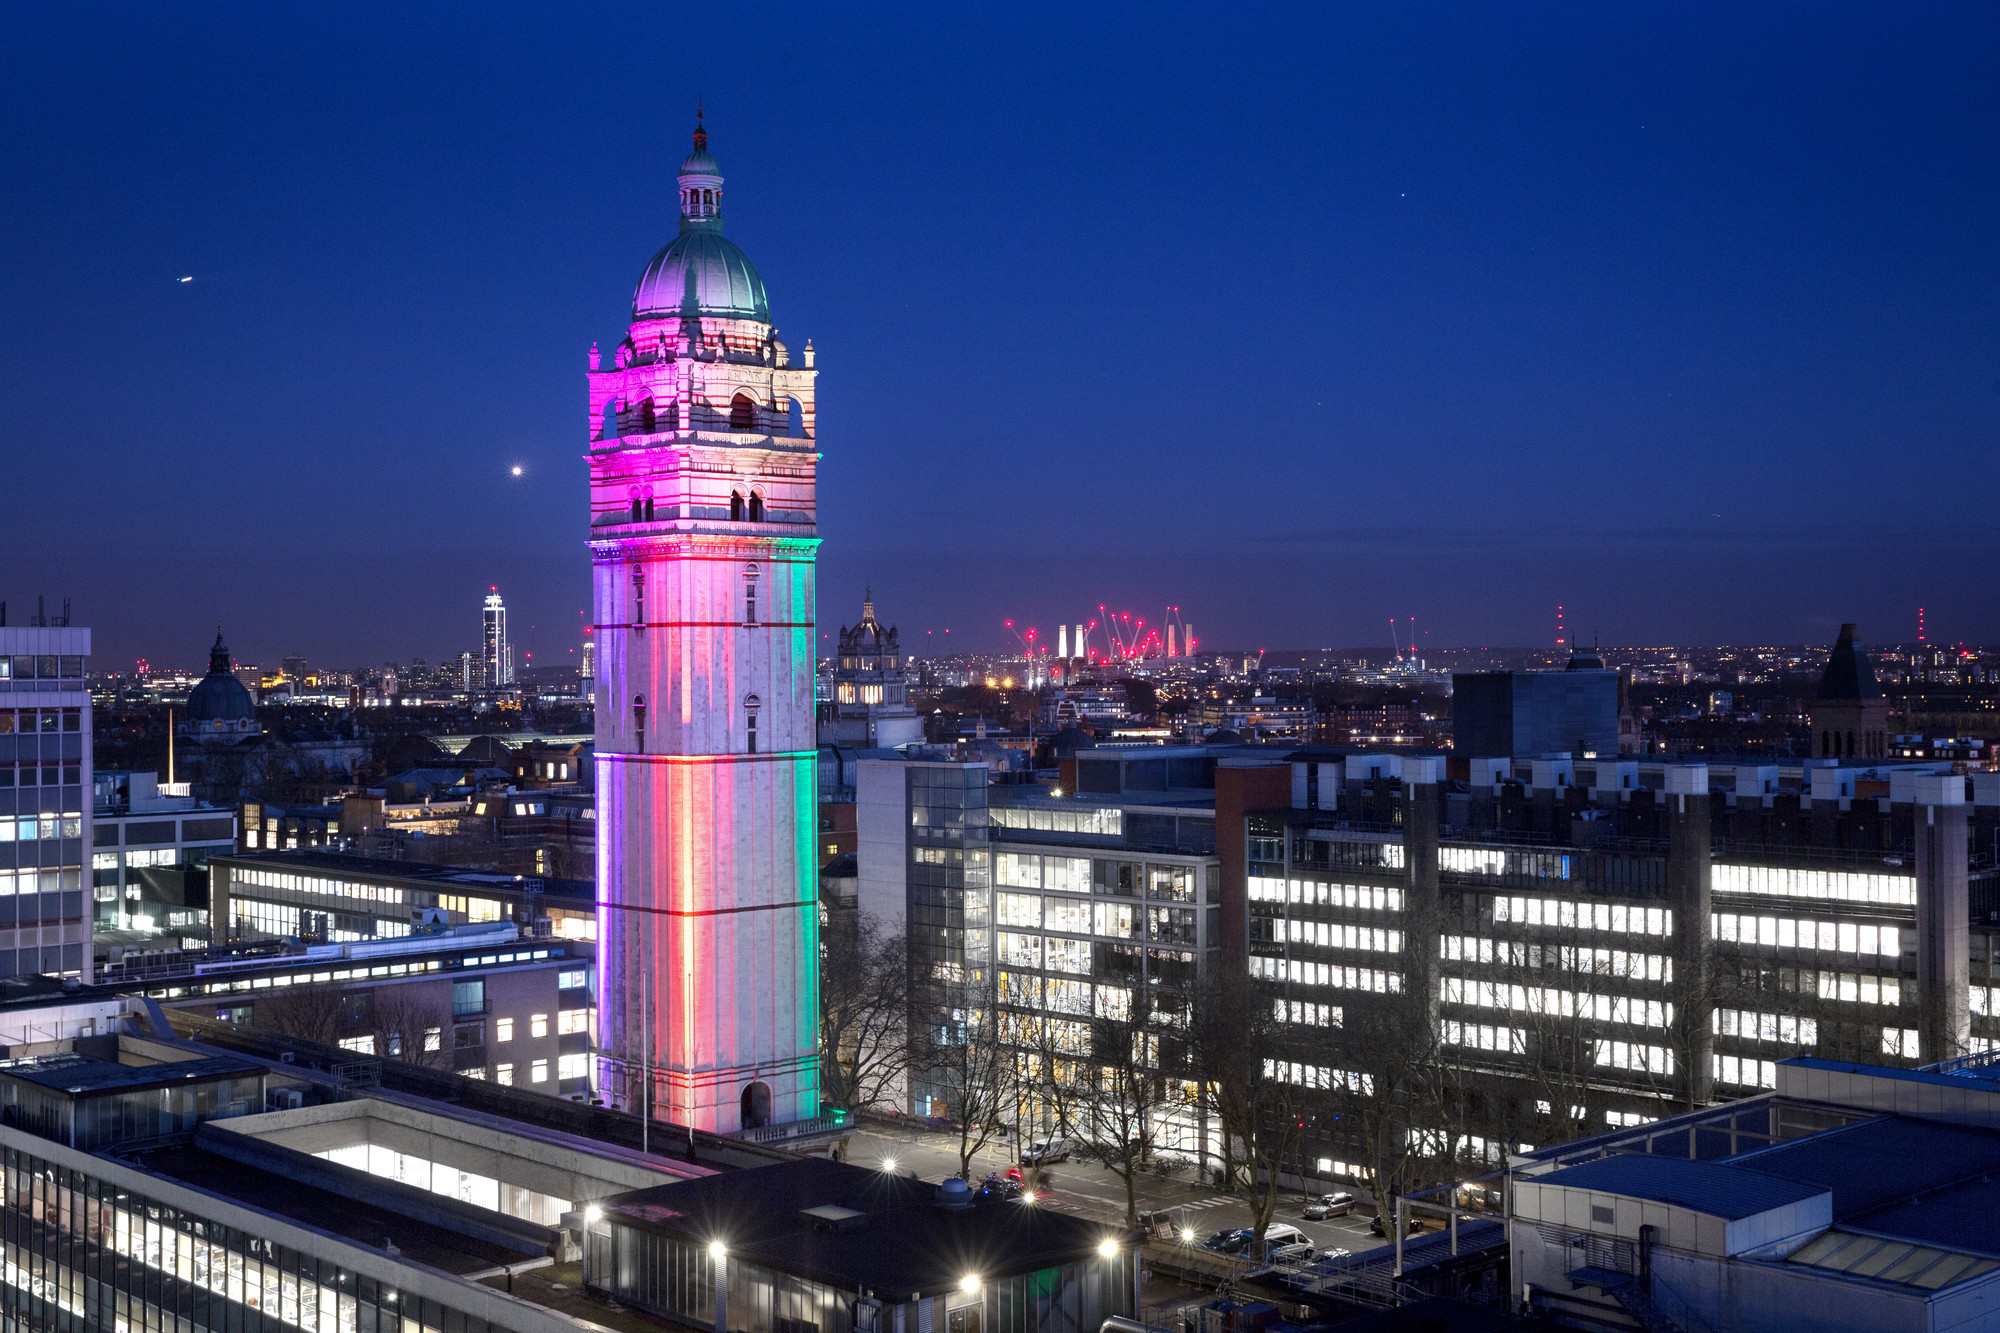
[818,590,923,750]
[588,118,823,1133]
[209,851,597,948]
[0,625,93,979]
[110,921,597,1100]
[483,590,512,688]
[1452,648,1621,758]
[91,769,236,936]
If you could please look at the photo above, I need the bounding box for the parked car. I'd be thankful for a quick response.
[1368,1213,1424,1237]
[1302,1192,1358,1220]
[1201,1228,1250,1254]
[1020,1137,1072,1165]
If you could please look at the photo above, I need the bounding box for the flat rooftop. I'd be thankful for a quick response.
[0,1051,261,1096]
[601,1157,1129,1297]
[131,1142,524,1275]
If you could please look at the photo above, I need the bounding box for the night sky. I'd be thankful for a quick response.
[4,4,1997,672]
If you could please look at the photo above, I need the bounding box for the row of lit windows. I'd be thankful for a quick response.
[996,933,1092,974]
[995,853,1091,891]
[1442,977,1672,1028]
[1714,863,1916,907]
[1493,897,1672,935]
[0,815,82,841]
[234,867,407,907]
[1714,1054,1777,1089]
[1248,878,1404,911]
[997,891,1090,932]
[1442,1021,1524,1054]
[1275,999,1342,1028]
[1441,935,1672,982]
[997,1012,1092,1054]
[1816,970,1901,1005]
[990,806,1124,837]
[1283,919,1401,953]
[1883,1028,1922,1059]
[1262,1058,1372,1094]
[1250,954,1402,993]
[1713,913,1900,957]
[1440,847,1575,880]
[1596,1040,1675,1075]
[0,869,79,895]
[998,972,1132,1020]
[231,898,410,944]
[1715,1009,1817,1044]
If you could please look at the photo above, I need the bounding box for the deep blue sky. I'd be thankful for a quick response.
[4,4,1997,672]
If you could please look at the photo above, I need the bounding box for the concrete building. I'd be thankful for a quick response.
[1452,650,1621,759]
[209,851,597,947]
[91,770,236,937]
[588,117,822,1134]
[1500,1053,2000,1330]
[0,624,93,979]
[818,590,923,750]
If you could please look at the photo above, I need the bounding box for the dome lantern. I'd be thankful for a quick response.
[631,115,770,323]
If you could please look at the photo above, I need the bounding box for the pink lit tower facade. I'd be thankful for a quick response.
[587,117,820,1133]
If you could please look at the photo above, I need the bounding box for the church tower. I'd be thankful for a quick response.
[588,116,821,1132]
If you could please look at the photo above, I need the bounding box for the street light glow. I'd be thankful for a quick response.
[709,1240,727,1262]
[881,1157,898,1174]
[959,1274,980,1293]
[584,1205,603,1223]
[1097,1239,1118,1259]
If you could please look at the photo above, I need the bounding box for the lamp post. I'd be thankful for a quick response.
[710,1240,728,1333]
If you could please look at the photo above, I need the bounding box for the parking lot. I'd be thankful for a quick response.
[841,1120,1387,1258]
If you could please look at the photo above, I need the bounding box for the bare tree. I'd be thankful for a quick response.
[371,983,454,1070]
[1035,997,1179,1225]
[1190,981,1307,1249]
[821,914,913,1114]
[920,1006,1017,1180]
[254,983,346,1046]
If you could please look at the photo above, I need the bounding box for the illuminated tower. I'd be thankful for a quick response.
[588,116,821,1132]
[482,588,510,687]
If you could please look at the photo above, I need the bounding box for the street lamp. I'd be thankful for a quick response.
[710,1241,728,1333]
[959,1274,980,1294]
[881,1157,898,1175]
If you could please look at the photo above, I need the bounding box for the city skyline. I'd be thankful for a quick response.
[5,5,1999,665]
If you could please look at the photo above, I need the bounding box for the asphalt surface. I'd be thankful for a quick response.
[843,1122,1382,1258]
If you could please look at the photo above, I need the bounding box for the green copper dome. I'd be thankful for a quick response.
[632,231,769,321]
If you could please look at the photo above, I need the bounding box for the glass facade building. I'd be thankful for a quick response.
[0,627,93,980]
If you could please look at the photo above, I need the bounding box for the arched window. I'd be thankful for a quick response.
[744,564,760,625]
[632,694,648,754]
[787,397,804,438]
[630,498,643,523]
[747,491,764,522]
[643,497,655,521]
[730,394,755,430]
[744,694,761,754]
[632,569,646,630]
[730,492,744,522]
[639,400,655,431]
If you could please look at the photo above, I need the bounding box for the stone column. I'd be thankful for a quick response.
[1401,757,1444,1026]
[1915,773,1971,1064]
[1665,765,1713,1108]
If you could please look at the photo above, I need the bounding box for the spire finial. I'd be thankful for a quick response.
[693,99,707,153]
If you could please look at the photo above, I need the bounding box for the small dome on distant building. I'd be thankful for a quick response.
[1049,726,1096,759]
[1205,728,1244,746]
[183,629,258,737]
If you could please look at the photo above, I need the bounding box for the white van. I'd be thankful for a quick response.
[1020,1137,1072,1165]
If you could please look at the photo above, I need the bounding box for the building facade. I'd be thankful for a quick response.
[818,591,923,750]
[589,119,821,1132]
[0,627,93,980]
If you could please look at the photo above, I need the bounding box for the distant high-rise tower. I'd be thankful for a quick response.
[588,117,821,1132]
[482,589,510,687]
[580,631,596,693]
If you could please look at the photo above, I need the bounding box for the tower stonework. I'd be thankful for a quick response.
[589,119,821,1132]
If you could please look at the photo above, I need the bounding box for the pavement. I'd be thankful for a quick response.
[842,1121,1382,1259]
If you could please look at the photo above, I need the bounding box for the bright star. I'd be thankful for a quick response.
[511,466,523,477]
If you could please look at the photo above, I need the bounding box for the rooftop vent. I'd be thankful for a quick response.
[936,1178,974,1210]
[800,1204,867,1231]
